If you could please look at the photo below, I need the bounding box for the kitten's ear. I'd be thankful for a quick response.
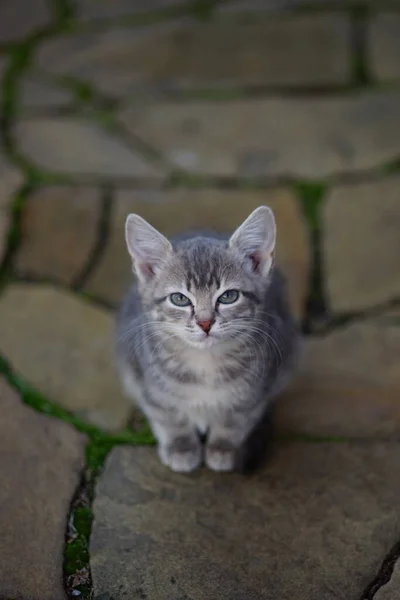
[125,214,172,283]
[229,206,276,277]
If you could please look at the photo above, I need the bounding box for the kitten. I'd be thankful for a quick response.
[116,206,299,473]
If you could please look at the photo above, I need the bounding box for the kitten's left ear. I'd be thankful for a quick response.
[125,213,172,283]
[229,206,276,277]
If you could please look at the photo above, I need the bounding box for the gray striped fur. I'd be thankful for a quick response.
[116,206,299,473]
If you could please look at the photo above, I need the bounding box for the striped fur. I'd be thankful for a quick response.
[116,207,299,473]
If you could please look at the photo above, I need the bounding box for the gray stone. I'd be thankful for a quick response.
[15,117,166,181]
[374,558,400,600]
[158,14,351,88]
[77,0,184,21]
[0,285,133,431]
[90,443,400,600]
[0,151,24,262]
[276,314,400,438]
[0,379,86,600]
[20,75,75,111]
[15,185,101,283]
[85,187,311,320]
[323,177,400,312]
[0,58,23,262]
[0,0,50,43]
[35,14,350,97]
[218,0,389,10]
[35,21,186,98]
[120,91,400,178]
[369,13,400,82]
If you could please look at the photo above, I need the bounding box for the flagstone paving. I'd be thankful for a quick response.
[0,0,400,599]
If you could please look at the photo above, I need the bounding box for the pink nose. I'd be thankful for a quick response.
[197,319,213,334]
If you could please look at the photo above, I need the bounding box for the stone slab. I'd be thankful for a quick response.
[35,14,350,97]
[90,443,400,600]
[0,0,50,43]
[0,150,24,262]
[20,75,75,111]
[35,21,186,99]
[276,314,400,438]
[15,117,166,181]
[369,13,400,82]
[1,58,23,261]
[77,0,184,21]
[120,91,400,178]
[15,185,101,283]
[323,177,400,313]
[0,379,86,600]
[0,285,133,431]
[374,558,400,600]
[85,188,311,320]
[158,14,351,88]
[218,0,400,10]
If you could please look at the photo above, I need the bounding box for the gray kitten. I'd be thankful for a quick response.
[116,206,299,473]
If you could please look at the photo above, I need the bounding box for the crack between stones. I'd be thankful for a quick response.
[309,296,400,336]
[350,4,371,87]
[71,186,113,291]
[359,537,400,600]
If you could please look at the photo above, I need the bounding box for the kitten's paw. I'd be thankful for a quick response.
[206,439,236,472]
[159,436,202,473]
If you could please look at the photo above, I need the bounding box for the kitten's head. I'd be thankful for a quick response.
[125,206,276,349]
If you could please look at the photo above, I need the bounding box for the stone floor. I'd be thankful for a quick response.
[0,0,400,599]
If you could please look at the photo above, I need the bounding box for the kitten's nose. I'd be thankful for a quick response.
[197,319,214,334]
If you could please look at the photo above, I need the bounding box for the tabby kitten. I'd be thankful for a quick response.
[116,206,299,473]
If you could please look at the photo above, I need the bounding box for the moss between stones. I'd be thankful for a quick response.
[0,352,155,599]
[0,0,397,597]
[294,181,329,331]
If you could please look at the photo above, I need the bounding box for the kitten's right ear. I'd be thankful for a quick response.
[125,214,172,283]
[229,206,276,278]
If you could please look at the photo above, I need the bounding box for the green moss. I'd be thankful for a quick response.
[178,86,244,101]
[191,0,217,20]
[293,181,329,330]
[65,520,91,575]
[350,5,370,87]
[64,505,93,598]
[0,353,155,445]
[384,157,400,175]
[294,181,326,231]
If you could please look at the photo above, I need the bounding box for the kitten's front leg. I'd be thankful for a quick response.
[206,405,264,472]
[148,411,202,473]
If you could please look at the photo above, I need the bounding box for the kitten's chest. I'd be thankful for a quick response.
[174,350,245,412]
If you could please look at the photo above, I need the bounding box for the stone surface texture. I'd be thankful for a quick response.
[85,188,311,319]
[15,117,166,180]
[0,0,50,43]
[120,91,400,177]
[323,177,400,312]
[0,379,86,600]
[35,14,350,97]
[156,14,351,88]
[0,285,132,430]
[277,314,400,438]
[35,22,186,98]
[369,13,400,82]
[78,0,185,20]
[20,75,75,110]
[1,1,400,599]
[374,558,400,600]
[15,185,101,283]
[0,151,24,261]
[90,444,400,600]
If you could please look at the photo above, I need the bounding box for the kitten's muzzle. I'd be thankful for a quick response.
[196,319,214,334]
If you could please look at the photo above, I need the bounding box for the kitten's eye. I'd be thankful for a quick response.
[217,289,240,305]
[170,293,192,307]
